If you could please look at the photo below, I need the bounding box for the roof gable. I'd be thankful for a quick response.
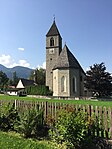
[53,44,85,73]
[21,79,34,87]
[46,21,61,37]
[16,78,34,88]
[16,79,24,88]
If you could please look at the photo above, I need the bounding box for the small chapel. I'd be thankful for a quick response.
[46,20,86,98]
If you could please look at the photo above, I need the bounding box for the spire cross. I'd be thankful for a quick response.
[53,14,55,22]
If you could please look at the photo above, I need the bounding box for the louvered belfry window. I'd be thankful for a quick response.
[50,37,54,46]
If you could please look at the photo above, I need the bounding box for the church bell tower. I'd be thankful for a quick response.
[46,20,62,91]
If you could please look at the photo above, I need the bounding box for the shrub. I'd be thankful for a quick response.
[49,109,96,149]
[0,103,19,131]
[15,106,48,138]
[26,85,53,96]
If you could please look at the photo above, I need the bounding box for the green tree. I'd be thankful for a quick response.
[85,62,112,97]
[29,68,45,85]
[8,79,13,86]
[37,68,45,85]
[0,71,9,89]
[8,71,19,87]
[12,71,19,86]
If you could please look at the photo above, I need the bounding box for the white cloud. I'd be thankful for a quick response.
[38,62,46,69]
[18,60,30,67]
[0,54,14,67]
[9,60,30,68]
[18,48,24,51]
[0,54,30,68]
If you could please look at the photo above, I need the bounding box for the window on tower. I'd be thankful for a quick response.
[73,77,77,93]
[50,37,54,46]
[61,76,66,92]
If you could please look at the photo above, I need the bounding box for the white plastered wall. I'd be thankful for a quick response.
[16,80,24,88]
[53,69,70,97]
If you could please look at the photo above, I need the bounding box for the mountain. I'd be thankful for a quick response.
[0,64,33,79]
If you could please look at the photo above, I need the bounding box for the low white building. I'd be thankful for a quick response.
[7,89,18,96]
[7,78,35,96]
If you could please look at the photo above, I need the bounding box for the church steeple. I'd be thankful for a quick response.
[46,20,61,37]
[46,20,62,91]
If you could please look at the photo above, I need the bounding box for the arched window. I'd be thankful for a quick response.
[61,76,66,92]
[50,37,54,46]
[73,77,77,93]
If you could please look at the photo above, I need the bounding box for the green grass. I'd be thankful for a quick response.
[0,131,54,149]
[0,94,112,108]
[0,95,37,101]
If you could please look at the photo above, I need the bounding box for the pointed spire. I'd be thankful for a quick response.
[46,19,61,37]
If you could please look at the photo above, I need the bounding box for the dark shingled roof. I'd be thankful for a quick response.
[46,21,61,37]
[21,78,35,87]
[53,44,85,73]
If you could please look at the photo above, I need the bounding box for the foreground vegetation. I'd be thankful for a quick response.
[0,94,112,108]
[0,131,54,149]
[0,103,61,149]
[0,101,112,149]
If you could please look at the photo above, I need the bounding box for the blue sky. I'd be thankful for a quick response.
[0,0,112,73]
